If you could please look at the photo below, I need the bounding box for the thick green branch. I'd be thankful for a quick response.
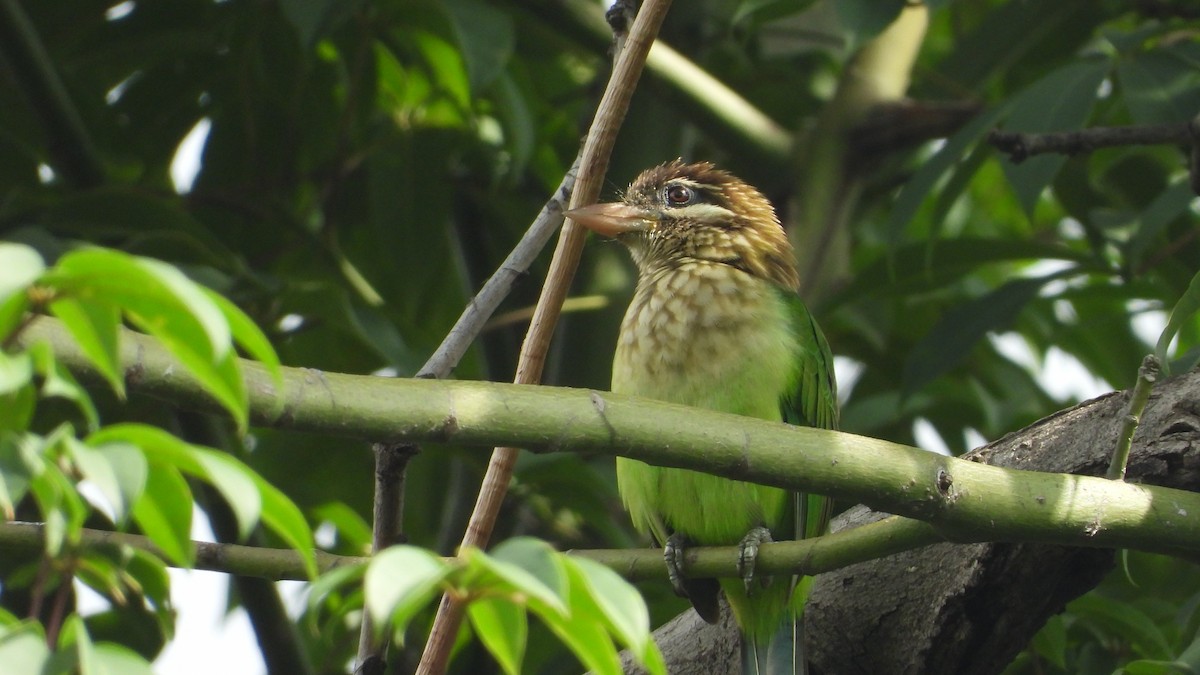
[18,316,1200,556]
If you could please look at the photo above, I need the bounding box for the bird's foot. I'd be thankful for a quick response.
[664,533,692,599]
[738,526,774,595]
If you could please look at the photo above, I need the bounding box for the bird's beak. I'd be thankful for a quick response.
[565,202,653,238]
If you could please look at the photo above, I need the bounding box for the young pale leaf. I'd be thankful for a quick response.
[47,250,251,425]
[467,539,567,616]
[0,622,50,674]
[0,243,44,302]
[0,350,32,395]
[565,556,655,663]
[190,450,261,540]
[201,288,283,397]
[91,643,155,675]
[65,437,147,526]
[50,250,230,361]
[89,425,260,540]
[0,293,30,344]
[1156,269,1200,375]
[364,546,450,632]
[467,596,527,675]
[131,463,193,566]
[59,615,99,675]
[48,298,123,397]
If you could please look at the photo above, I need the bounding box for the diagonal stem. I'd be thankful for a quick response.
[413,1,676,673]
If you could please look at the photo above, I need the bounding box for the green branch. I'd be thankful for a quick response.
[18,316,1200,557]
[0,515,941,584]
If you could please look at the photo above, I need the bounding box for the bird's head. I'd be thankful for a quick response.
[566,160,799,291]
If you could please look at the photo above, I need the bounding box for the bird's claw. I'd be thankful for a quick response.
[738,526,774,595]
[664,533,691,599]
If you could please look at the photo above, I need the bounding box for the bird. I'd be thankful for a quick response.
[566,160,838,674]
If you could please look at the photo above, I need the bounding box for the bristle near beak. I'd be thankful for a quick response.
[565,202,653,238]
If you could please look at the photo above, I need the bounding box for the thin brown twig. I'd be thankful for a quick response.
[414,1,676,672]
[987,122,1192,164]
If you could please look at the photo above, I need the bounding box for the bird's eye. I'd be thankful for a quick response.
[664,184,694,206]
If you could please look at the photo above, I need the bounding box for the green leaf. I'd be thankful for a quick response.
[251,470,316,577]
[89,424,260,539]
[364,546,450,632]
[202,288,283,401]
[1117,42,1200,125]
[0,432,36,519]
[0,350,33,396]
[60,615,99,675]
[472,538,567,615]
[1121,659,1193,675]
[1071,593,1173,660]
[1157,269,1200,374]
[0,292,30,343]
[533,562,623,675]
[884,107,1010,250]
[467,596,527,675]
[442,0,514,92]
[0,243,44,303]
[66,437,147,526]
[306,563,366,626]
[565,556,655,663]
[1029,615,1068,669]
[132,462,194,566]
[47,249,249,426]
[312,501,373,552]
[834,0,907,47]
[91,643,155,675]
[0,386,35,432]
[279,0,353,48]
[48,298,124,397]
[1000,58,1110,215]
[1125,178,1196,265]
[0,621,50,674]
[29,453,89,555]
[903,277,1049,395]
[27,342,100,429]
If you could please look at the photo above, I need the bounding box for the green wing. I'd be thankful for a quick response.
[777,291,838,540]
[779,291,838,433]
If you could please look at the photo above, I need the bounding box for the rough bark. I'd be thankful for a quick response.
[631,368,1200,674]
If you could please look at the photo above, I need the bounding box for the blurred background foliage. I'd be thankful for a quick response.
[3,0,1200,672]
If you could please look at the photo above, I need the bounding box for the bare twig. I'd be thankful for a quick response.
[1107,355,1161,481]
[414,1,676,672]
[988,123,1192,163]
[415,159,579,380]
[355,443,417,675]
